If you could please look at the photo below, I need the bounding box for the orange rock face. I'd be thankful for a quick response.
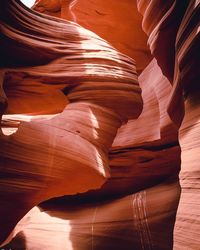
[137,1,200,249]
[0,0,200,249]
[0,0,142,246]
[33,0,152,74]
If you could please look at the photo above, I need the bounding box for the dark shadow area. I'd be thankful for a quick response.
[2,232,26,250]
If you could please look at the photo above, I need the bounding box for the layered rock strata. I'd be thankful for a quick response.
[0,0,142,245]
[137,1,200,249]
[0,0,199,249]
[3,57,181,250]
[33,0,152,74]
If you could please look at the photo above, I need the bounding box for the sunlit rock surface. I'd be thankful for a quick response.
[0,0,200,249]
[0,0,142,246]
[137,1,200,249]
[33,0,152,74]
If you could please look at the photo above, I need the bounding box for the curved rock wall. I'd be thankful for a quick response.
[33,0,152,74]
[0,0,142,245]
[0,0,199,249]
[137,1,200,249]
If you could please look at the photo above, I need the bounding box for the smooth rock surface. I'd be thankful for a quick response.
[0,0,142,246]
[33,0,153,74]
[5,178,180,250]
[0,0,200,249]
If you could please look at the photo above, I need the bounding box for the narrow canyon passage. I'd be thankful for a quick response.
[0,0,199,249]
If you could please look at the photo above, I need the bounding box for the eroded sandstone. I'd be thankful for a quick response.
[0,0,199,249]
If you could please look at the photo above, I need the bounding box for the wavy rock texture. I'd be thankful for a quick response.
[173,1,200,249]
[174,91,200,250]
[137,1,200,249]
[5,178,180,250]
[0,0,142,246]
[0,0,200,249]
[137,0,189,82]
[33,0,152,74]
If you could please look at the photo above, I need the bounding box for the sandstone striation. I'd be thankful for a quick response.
[137,1,200,249]
[0,0,200,249]
[33,0,152,74]
[0,0,142,245]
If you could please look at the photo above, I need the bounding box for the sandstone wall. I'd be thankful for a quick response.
[0,0,199,249]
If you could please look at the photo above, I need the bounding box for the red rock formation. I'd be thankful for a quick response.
[172,1,200,249]
[0,0,200,249]
[137,0,189,82]
[5,178,180,250]
[33,0,152,74]
[0,0,142,246]
[137,1,200,249]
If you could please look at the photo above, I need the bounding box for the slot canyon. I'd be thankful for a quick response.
[0,0,199,249]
